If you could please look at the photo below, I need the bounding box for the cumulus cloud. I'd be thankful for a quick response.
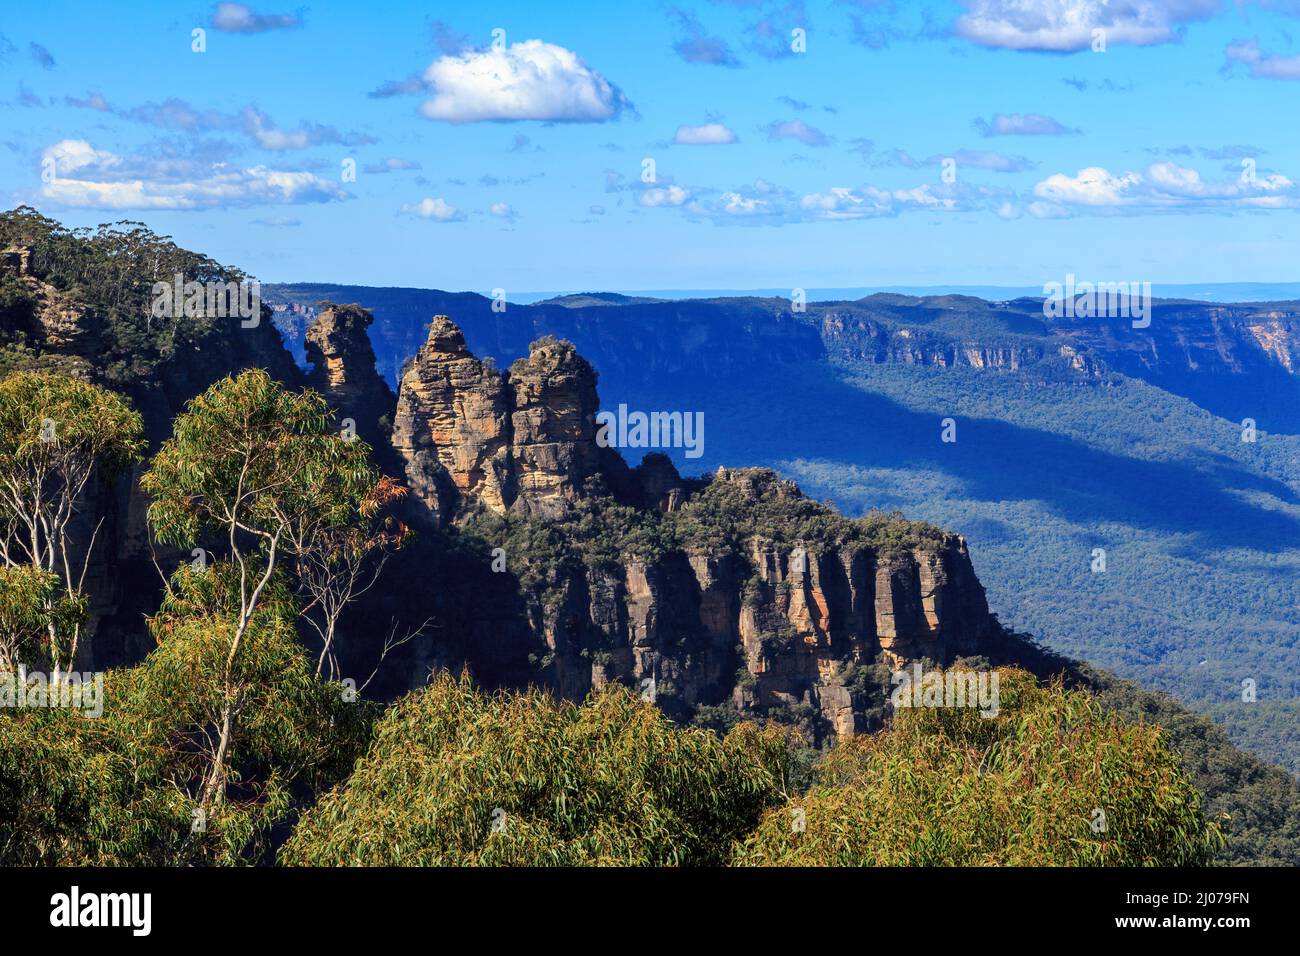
[39,139,348,210]
[767,118,829,146]
[643,177,994,225]
[1224,39,1300,81]
[675,122,738,145]
[975,112,1078,136]
[401,196,463,221]
[955,0,1218,52]
[1030,161,1297,215]
[489,202,516,218]
[640,185,690,207]
[670,9,741,66]
[210,3,302,33]
[800,183,976,220]
[418,40,630,123]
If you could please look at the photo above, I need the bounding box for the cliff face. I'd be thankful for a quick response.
[0,255,302,669]
[508,338,604,518]
[374,314,997,740]
[423,465,994,741]
[9,278,1001,740]
[266,284,1300,434]
[305,303,397,461]
[390,318,604,525]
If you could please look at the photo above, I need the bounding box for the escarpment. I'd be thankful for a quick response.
[9,274,1002,740]
[370,313,998,740]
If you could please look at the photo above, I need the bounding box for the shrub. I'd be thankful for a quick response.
[282,672,791,866]
[735,668,1223,866]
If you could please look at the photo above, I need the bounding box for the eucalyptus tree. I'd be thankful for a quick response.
[0,371,145,673]
[141,369,389,809]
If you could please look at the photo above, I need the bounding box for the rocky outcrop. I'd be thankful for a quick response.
[391,319,605,525]
[9,262,1003,742]
[508,337,603,518]
[390,316,514,526]
[305,303,397,459]
[382,320,1000,741]
[448,465,993,741]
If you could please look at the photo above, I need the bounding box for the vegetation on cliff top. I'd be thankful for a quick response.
[0,206,267,386]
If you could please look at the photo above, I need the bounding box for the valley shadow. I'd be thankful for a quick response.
[615,366,1300,555]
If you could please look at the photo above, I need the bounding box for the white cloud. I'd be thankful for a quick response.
[210,3,302,33]
[799,183,971,220]
[240,106,374,150]
[46,139,120,175]
[61,94,373,151]
[640,185,690,207]
[1224,39,1300,81]
[948,149,1036,172]
[767,118,830,146]
[956,0,1218,52]
[401,196,463,221]
[718,191,771,215]
[975,112,1078,136]
[674,122,737,145]
[654,178,990,225]
[1031,161,1296,215]
[39,139,349,210]
[419,40,629,123]
[490,201,515,218]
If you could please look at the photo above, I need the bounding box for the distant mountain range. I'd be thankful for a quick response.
[459,283,1300,306]
[265,282,1300,776]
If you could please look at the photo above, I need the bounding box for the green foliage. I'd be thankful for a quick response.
[0,206,262,387]
[668,467,945,557]
[1075,664,1300,866]
[0,565,83,671]
[0,371,143,668]
[774,358,1300,775]
[281,672,791,866]
[736,669,1223,866]
[0,370,145,501]
[141,368,375,551]
[0,563,375,866]
[0,565,59,670]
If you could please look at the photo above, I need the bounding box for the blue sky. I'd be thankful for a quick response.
[2,1,1299,292]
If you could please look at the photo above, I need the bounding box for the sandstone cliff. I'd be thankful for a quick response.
[305,302,400,475]
[371,314,997,740]
[4,268,1004,741]
[389,318,605,525]
[305,303,396,448]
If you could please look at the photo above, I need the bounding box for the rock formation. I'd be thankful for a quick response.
[5,272,1003,741]
[380,316,997,740]
[391,318,605,525]
[507,337,603,518]
[305,303,396,446]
